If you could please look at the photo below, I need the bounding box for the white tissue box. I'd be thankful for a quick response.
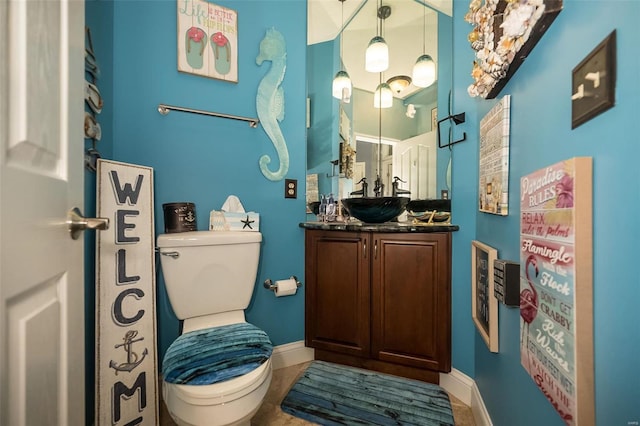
[209,211,260,232]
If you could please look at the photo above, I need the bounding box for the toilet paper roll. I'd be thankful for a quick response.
[274,278,298,297]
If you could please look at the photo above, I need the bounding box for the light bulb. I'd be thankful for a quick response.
[365,36,389,73]
[412,54,436,88]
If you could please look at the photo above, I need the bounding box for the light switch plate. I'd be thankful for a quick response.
[571,30,616,129]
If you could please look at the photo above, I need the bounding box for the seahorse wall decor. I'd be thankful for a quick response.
[256,27,288,181]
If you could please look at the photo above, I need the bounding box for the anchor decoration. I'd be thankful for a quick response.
[109,330,148,375]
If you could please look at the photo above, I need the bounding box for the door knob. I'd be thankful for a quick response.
[67,207,109,240]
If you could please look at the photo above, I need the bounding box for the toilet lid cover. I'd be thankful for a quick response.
[162,322,273,385]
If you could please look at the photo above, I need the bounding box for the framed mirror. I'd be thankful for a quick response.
[306,0,452,209]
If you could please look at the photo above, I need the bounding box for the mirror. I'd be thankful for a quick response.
[306,0,452,208]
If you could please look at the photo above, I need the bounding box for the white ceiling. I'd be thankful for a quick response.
[308,0,451,99]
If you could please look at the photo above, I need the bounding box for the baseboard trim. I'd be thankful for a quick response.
[439,368,474,405]
[440,369,492,426]
[470,381,493,426]
[273,342,492,425]
[272,340,315,370]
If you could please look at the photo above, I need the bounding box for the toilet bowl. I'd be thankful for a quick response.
[157,231,272,426]
[163,358,272,426]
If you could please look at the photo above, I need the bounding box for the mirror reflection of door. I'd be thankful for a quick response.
[393,132,437,199]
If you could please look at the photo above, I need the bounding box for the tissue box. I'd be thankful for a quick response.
[209,211,260,232]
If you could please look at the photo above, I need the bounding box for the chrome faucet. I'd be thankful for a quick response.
[350,177,368,197]
[392,176,411,197]
[373,175,384,197]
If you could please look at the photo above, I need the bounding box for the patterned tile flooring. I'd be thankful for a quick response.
[160,362,476,425]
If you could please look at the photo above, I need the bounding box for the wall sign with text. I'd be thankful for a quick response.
[178,0,238,82]
[96,160,158,425]
[472,240,499,352]
[520,157,593,425]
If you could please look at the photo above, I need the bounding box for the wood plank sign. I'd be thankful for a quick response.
[177,0,238,82]
[519,158,593,425]
[96,160,158,425]
[479,95,511,216]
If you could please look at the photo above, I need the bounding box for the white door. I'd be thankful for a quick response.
[393,132,437,199]
[0,1,86,425]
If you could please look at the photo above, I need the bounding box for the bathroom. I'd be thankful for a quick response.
[0,0,637,425]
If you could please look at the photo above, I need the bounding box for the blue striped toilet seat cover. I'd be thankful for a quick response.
[162,322,273,385]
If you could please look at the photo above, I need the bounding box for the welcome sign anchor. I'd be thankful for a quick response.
[109,330,149,375]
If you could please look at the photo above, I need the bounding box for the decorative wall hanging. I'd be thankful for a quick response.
[177,0,238,82]
[465,0,563,99]
[520,157,593,424]
[571,30,616,129]
[471,240,499,352]
[95,159,158,425]
[479,94,510,215]
[256,27,288,181]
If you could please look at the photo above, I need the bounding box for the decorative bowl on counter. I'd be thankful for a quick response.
[406,199,451,223]
[341,197,410,223]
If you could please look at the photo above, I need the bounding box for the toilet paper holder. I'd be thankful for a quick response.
[263,276,302,291]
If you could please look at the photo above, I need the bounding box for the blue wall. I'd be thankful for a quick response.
[110,0,307,360]
[451,0,640,424]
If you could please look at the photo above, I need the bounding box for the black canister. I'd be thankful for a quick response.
[162,202,197,233]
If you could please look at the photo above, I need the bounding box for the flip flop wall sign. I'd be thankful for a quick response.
[178,0,238,82]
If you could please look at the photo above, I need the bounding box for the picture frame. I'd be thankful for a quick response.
[471,240,499,352]
[479,95,511,216]
[571,30,616,129]
[177,0,238,82]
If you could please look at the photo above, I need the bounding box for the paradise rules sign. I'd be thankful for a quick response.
[96,160,158,425]
[519,158,593,425]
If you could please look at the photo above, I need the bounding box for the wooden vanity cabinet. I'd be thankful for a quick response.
[305,229,452,383]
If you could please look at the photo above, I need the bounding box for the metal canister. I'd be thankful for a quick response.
[162,202,197,233]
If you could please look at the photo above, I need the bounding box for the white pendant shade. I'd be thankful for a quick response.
[412,54,436,88]
[332,70,352,102]
[365,36,389,73]
[373,82,393,108]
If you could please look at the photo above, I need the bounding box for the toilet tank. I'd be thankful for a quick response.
[157,231,262,320]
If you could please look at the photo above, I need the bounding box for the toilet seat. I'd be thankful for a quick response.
[163,322,273,386]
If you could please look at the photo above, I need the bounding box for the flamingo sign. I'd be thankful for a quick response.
[519,157,593,425]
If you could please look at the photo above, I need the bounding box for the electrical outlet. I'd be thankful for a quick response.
[285,179,297,199]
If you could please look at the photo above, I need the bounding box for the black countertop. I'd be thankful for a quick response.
[299,221,459,233]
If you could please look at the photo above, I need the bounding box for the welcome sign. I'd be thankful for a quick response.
[519,158,593,425]
[96,159,158,425]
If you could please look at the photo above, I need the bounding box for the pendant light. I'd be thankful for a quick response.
[373,80,393,108]
[412,3,436,88]
[332,0,352,102]
[365,2,390,73]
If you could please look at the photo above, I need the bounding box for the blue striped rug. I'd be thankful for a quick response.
[281,361,455,425]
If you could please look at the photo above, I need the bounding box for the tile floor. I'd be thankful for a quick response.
[160,361,476,425]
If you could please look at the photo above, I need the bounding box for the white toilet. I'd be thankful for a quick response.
[157,230,273,426]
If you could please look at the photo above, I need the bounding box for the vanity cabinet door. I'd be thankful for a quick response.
[371,233,452,372]
[305,230,370,358]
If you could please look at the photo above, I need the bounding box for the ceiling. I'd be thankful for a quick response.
[308,0,451,99]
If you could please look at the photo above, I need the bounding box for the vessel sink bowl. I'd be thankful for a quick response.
[341,197,410,223]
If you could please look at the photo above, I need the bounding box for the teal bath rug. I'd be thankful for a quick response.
[281,361,455,425]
